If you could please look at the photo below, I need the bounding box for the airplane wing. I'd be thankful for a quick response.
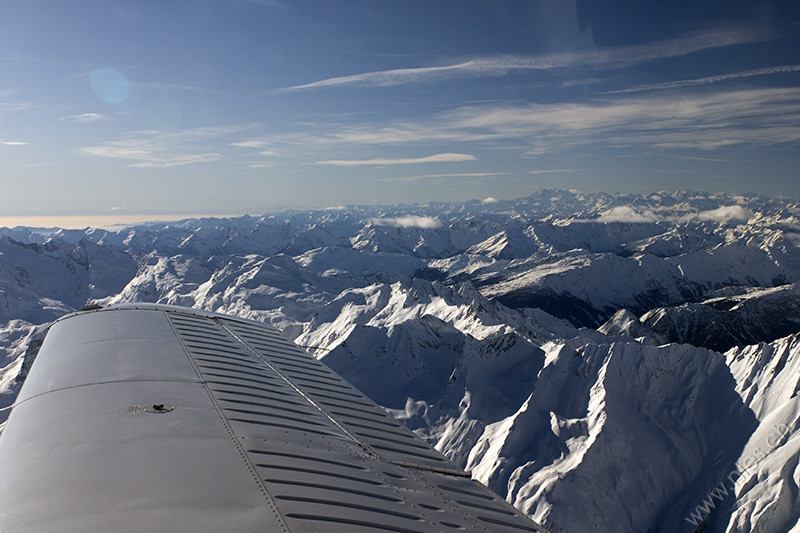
[0,304,546,532]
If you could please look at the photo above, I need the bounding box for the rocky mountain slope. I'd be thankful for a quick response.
[1,189,800,532]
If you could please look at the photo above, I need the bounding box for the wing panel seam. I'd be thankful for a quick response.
[164,310,290,533]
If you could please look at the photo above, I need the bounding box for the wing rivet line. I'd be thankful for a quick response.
[165,311,291,533]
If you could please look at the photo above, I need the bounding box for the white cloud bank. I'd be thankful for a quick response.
[369,215,443,229]
[695,205,754,222]
[593,204,754,224]
[597,206,661,223]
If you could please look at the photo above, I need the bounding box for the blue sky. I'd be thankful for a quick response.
[1,1,799,219]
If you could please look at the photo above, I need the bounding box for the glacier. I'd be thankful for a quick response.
[1,189,800,532]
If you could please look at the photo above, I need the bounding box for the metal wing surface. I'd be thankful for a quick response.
[0,304,546,532]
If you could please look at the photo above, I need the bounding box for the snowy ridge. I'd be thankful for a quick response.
[721,336,800,533]
[290,279,764,532]
[1,189,800,531]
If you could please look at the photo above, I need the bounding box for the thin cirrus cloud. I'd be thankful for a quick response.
[81,141,224,168]
[295,86,800,155]
[230,140,279,157]
[0,140,28,146]
[276,25,772,92]
[528,169,579,175]
[383,172,510,183]
[79,126,247,167]
[136,81,214,93]
[0,102,32,112]
[316,153,476,166]
[231,140,270,148]
[61,113,107,123]
[611,64,800,93]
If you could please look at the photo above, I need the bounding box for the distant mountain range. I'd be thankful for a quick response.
[1,189,800,532]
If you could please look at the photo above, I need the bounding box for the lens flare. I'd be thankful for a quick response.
[90,67,130,105]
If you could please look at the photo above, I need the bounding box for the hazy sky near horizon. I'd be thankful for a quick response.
[2,0,800,217]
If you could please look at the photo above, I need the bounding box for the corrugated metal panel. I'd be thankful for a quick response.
[220,318,462,475]
[0,304,546,532]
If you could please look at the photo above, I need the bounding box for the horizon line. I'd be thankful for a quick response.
[0,213,259,231]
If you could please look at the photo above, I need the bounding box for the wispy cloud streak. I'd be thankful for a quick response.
[82,141,223,167]
[80,126,249,167]
[289,86,800,155]
[61,113,107,123]
[136,81,216,93]
[0,102,32,112]
[528,169,579,175]
[277,26,772,92]
[612,64,800,93]
[384,172,509,183]
[231,139,271,148]
[316,153,475,166]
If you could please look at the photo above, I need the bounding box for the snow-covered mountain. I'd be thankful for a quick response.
[2,189,800,532]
